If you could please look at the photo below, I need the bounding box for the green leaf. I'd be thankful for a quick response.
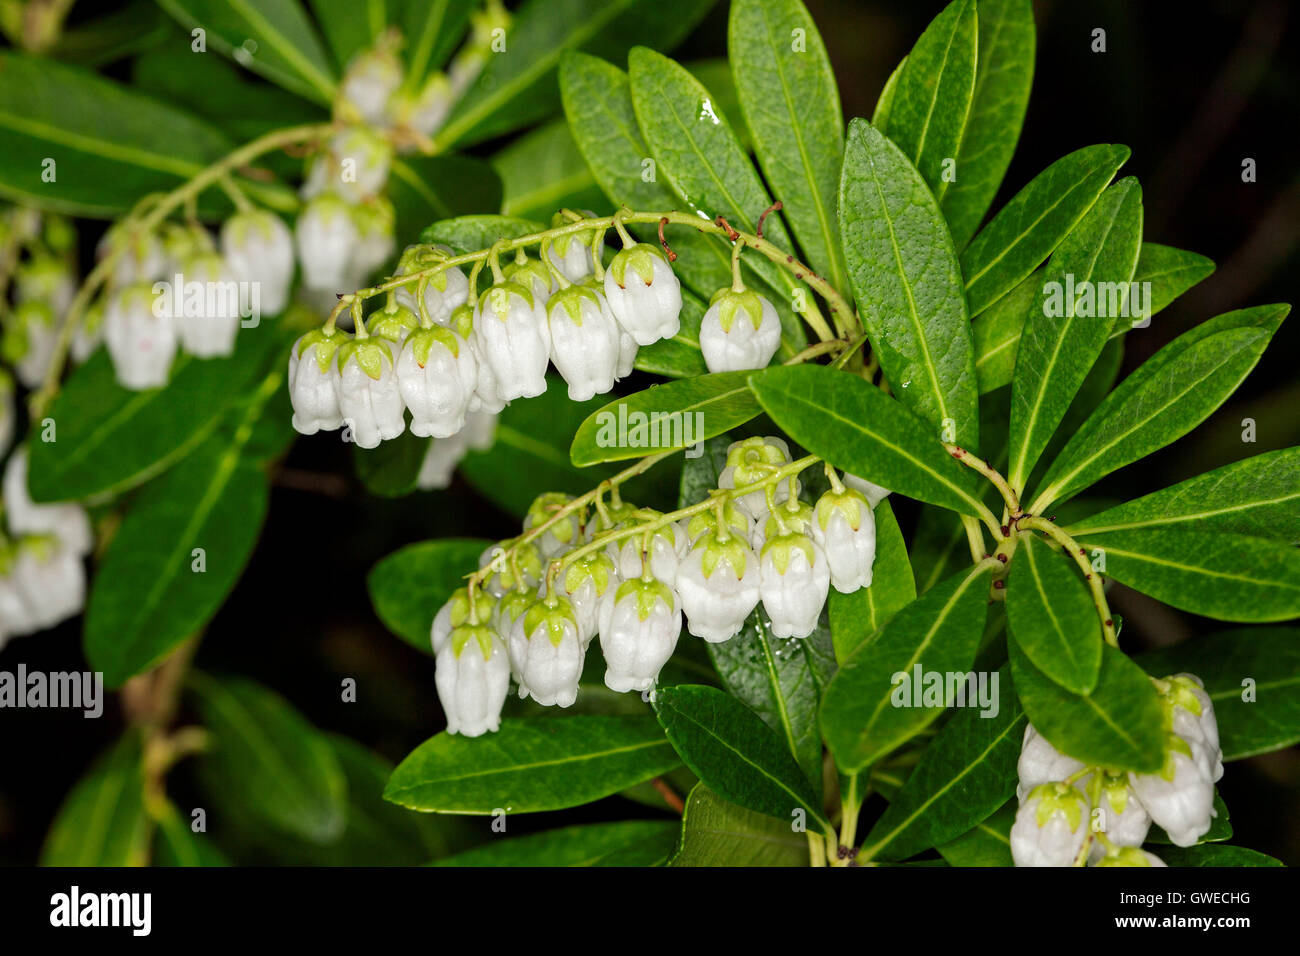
[829,499,915,662]
[940,0,1036,249]
[492,120,606,221]
[821,563,994,774]
[40,734,150,866]
[385,715,680,814]
[910,505,974,594]
[871,57,905,128]
[972,267,1039,393]
[1034,304,1289,506]
[728,0,848,292]
[653,684,829,829]
[189,672,348,843]
[749,364,986,516]
[839,119,980,445]
[1066,447,1300,543]
[367,537,491,654]
[1156,844,1282,867]
[49,1,173,69]
[860,665,1024,862]
[570,371,760,466]
[962,145,1129,317]
[84,439,270,687]
[389,154,504,247]
[437,0,715,148]
[155,0,337,104]
[434,820,678,867]
[1008,640,1165,772]
[1077,528,1300,623]
[353,428,430,499]
[877,0,977,205]
[153,803,229,867]
[1006,176,1143,492]
[420,213,545,252]
[307,0,391,70]
[1132,242,1215,317]
[633,289,710,379]
[937,801,1015,866]
[1005,535,1103,695]
[671,783,809,866]
[401,0,474,84]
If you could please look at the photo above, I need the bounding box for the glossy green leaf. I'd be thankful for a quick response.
[401,0,474,84]
[1008,640,1165,772]
[1007,177,1143,492]
[386,715,679,814]
[40,734,150,866]
[910,505,973,594]
[1132,242,1215,317]
[962,144,1129,317]
[1156,844,1282,867]
[308,0,390,70]
[1035,304,1289,506]
[972,267,1039,393]
[420,213,545,252]
[189,673,348,843]
[367,537,491,654]
[728,0,848,292]
[50,1,172,69]
[389,154,504,246]
[872,57,905,128]
[940,0,1036,249]
[839,119,979,444]
[1006,535,1103,695]
[1078,528,1300,623]
[435,820,678,867]
[821,563,994,774]
[671,784,809,866]
[653,684,829,829]
[860,665,1024,862]
[937,801,1015,866]
[492,120,606,221]
[829,499,915,662]
[877,0,977,205]
[749,364,986,516]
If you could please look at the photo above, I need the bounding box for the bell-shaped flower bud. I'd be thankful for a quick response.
[444,305,503,414]
[1093,847,1167,867]
[843,472,892,508]
[676,529,760,643]
[719,436,798,520]
[546,219,595,284]
[1016,724,1086,801]
[296,192,360,293]
[479,541,543,598]
[1161,673,1223,783]
[333,336,404,449]
[338,46,402,126]
[1010,782,1091,867]
[547,285,621,401]
[349,198,396,286]
[15,254,76,317]
[614,514,685,585]
[1086,772,1151,862]
[396,72,453,137]
[97,223,166,286]
[462,409,498,452]
[431,585,496,656]
[2,299,58,388]
[11,535,86,632]
[1128,733,1216,847]
[699,287,781,373]
[394,244,470,327]
[221,209,294,318]
[326,126,392,202]
[680,499,751,549]
[288,327,346,435]
[397,324,478,438]
[751,496,813,553]
[104,282,177,390]
[598,577,681,694]
[515,596,585,707]
[435,623,510,737]
[504,254,556,307]
[71,298,106,365]
[173,252,241,358]
[562,551,619,647]
[3,447,92,555]
[616,329,638,380]
[473,281,550,401]
[813,487,876,593]
[759,530,830,639]
[604,243,682,346]
[524,492,582,559]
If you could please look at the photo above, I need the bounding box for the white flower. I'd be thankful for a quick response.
[562,551,619,647]
[524,492,582,559]
[614,517,685,585]
[3,300,58,388]
[396,325,478,439]
[173,253,241,358]
[295,192,360,292]
[1086,774,1151,862]
[1093,847,1167,867]
[435,623,510,737]
[97,224,166,286]
[546,228,595,284]
[320,126,392,202]
[679,500,751,550]
[339,47,402,126]
[1011,783,1090,867]
[431,586,496,656]
[598,578,681,694]
[332,336,404,450]
[221,209,294,317]
[394,247,470,327]
[395,72,453,137]
[843,472,892,508]
[699,287,781,373]
[504,255,556,309]
[676,530,760,643]
[718,436,798,520]
[811,487,876,593]
[15,255,76,317]
[478,542,543,599]
[415,434,467,490]
[473,281,550,401]
[104,282,177,390]
[759,531,830,639]
[349,199,396,286]
[461,410,498,451]
[514,597,585,707]
[1129,734,1216,847]
[1164,673,1224,783]
[1016,724,1086,801]
[546,285,621,401]
[3,447,92,555]
[616,329,638,379]
[751,494,814,554]
[288,329,346,435]
[7,535,86,633]
[71,300,105,365]
[603,243,682,346]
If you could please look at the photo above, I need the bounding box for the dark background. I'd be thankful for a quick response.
[1,0,1297,865]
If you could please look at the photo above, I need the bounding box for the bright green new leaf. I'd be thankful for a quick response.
[40,734,150,866]
[671,784,810,866]
[367,538,492,654]
[1131,241,1215,318]
[420,213,545,252]
[1006,535,1103,695]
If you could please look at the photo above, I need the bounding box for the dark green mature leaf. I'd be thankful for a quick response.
[910,505,972,595]
[829,500,915,662]
[50,1,172,69]
[962,145,1129,317]
[871,57,904,128]
[155,0,337,104]
[728,0,848,292]
[937,801,1015,866]
[40,734,149,866]
[877,0,977,205]
[941,0,1036,249]
[389,154,505,247]
[435,820,678,867]
[1006,535,1103,695]
[1008,641,1165,772]
[1029,335,1124,491]
[189,673,347,843]
[1131,242,1215,318]
[1034,304,1290,506]
[420,213,545,253]
[1157,844,1282,867]
[749,364,986,516]
[493,120,606,221]
[1066,447,1300,543]
[386,716,679,814]
[1142,628,1300,760]
[1007,177,1143,492]
[367,538,491,654]
[437,0,715,148]
[308,0,392,70]
[671,784,809,866]
[839,119,979,446]
[860,665,1024,862]
[821,563,994,774]
[1079,529,1300,623]
[401,0,474,85]
[571,371,759,466]
[653,684,829,829]
[972,267,1039,393]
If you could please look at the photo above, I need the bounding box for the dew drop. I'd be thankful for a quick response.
[698,98,721,126]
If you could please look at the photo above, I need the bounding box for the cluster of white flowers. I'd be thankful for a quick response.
[432,435,888,736]
[1010,674,1224,867]
[0,447,90,651]
[1,207,78,389]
